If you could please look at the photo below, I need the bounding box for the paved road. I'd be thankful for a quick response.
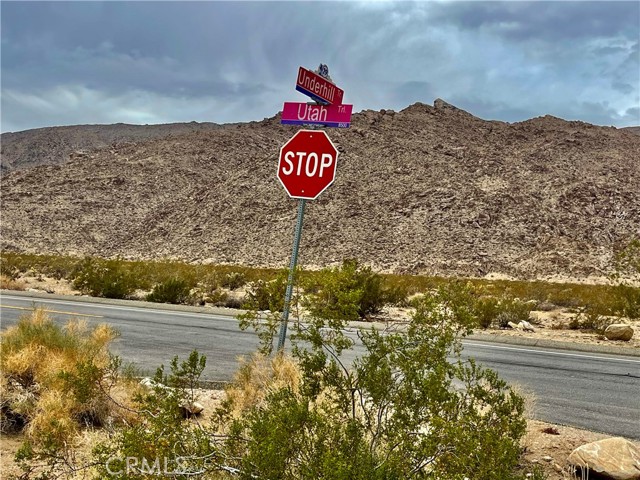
[1,293,638,439]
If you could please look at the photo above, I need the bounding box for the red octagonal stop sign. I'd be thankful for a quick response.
[277,129,339,200]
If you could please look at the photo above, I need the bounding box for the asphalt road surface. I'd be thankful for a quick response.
[1,293,638,439]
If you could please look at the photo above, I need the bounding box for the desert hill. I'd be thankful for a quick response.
[2,99,639,279]
[1,122,222,172]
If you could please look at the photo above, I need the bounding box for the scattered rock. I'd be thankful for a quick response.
[181,401,204,416]
[520,320,536,332]
[508,321,523,330]
[604,324,634,341]
[542,455,553,462]
[541,426,561,435]
[537,301,557,312]
[140,378,205,417]
[568,437,640,480]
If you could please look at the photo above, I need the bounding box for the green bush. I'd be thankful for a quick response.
[475,296,501,329]
[206,288,229,306]
[234,282,529,479]
[93,351,219,480]
[610,239,640,319]
[146,277,195,304]
[72,258,139,299]
[303,259,408,321]
[569,308,615,335]
[472,294,534,329]
[243,269,289,312]
[221,271,247,290]
[495,297,534,328]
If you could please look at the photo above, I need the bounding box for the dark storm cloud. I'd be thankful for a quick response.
[428,1,639,42]
[1,2,282,97]
[1,1,638,132]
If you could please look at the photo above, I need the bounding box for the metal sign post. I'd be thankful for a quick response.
[276,198,306,352]
[275,64,349,353]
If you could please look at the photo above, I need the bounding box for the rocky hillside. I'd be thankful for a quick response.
[2,99,639,279]
[1,122,222,172]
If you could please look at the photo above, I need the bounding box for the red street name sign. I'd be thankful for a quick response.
[296,66,344,105]
[277,130,339,200]
[281,102,352,128]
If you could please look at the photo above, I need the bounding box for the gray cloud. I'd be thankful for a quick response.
[2,1,639,132]
[428,1,639,42]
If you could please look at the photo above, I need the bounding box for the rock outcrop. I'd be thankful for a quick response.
[568,437,640,480]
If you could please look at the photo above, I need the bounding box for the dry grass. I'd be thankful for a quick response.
[0,309,122,445]
[223,353,301,419]
[0,274,26,290]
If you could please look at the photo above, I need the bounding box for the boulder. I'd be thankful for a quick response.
[604,324,634,341]
[508,321,523,330]
[520,320,535,332]
[568,437,640,480]
[181,401,204,416]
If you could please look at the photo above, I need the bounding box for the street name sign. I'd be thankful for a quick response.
[296,66,344,105]
[281,102,352,128]
[277,129,339,200]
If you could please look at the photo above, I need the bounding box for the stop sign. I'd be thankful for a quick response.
[277,129,339,200]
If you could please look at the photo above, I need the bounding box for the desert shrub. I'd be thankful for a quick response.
[93,351,221,480]
[206,288,229,306]
[72,257,139,299]
[494,297,535,328]
[221,271,247,290]
[612,283,640,319]
[223,295,245,309]
[0,254,22,280]
[0,252,82,281]
[220,353,301,420]
[473,295,534,329]
[243,269,289,312]
[235,282,530,479]
[475,296,501,328]
[1,309,121,475]
[303,259,408,321]
[610,239,640,319]
[569,308,615,335]
[0,274,27,290]
[146,277,195,304]
[225,388,381,480]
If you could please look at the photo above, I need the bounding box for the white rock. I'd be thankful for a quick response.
[520,320,535,332]
[568,437,640,480]
[604,324,634,342]
[508,321,523,330]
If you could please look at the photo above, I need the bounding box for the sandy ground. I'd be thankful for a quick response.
[382,305,640,351]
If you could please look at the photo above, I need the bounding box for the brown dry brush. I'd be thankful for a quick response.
[0,309,139,476]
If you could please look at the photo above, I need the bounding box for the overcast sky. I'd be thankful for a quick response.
[1,1,638,133]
